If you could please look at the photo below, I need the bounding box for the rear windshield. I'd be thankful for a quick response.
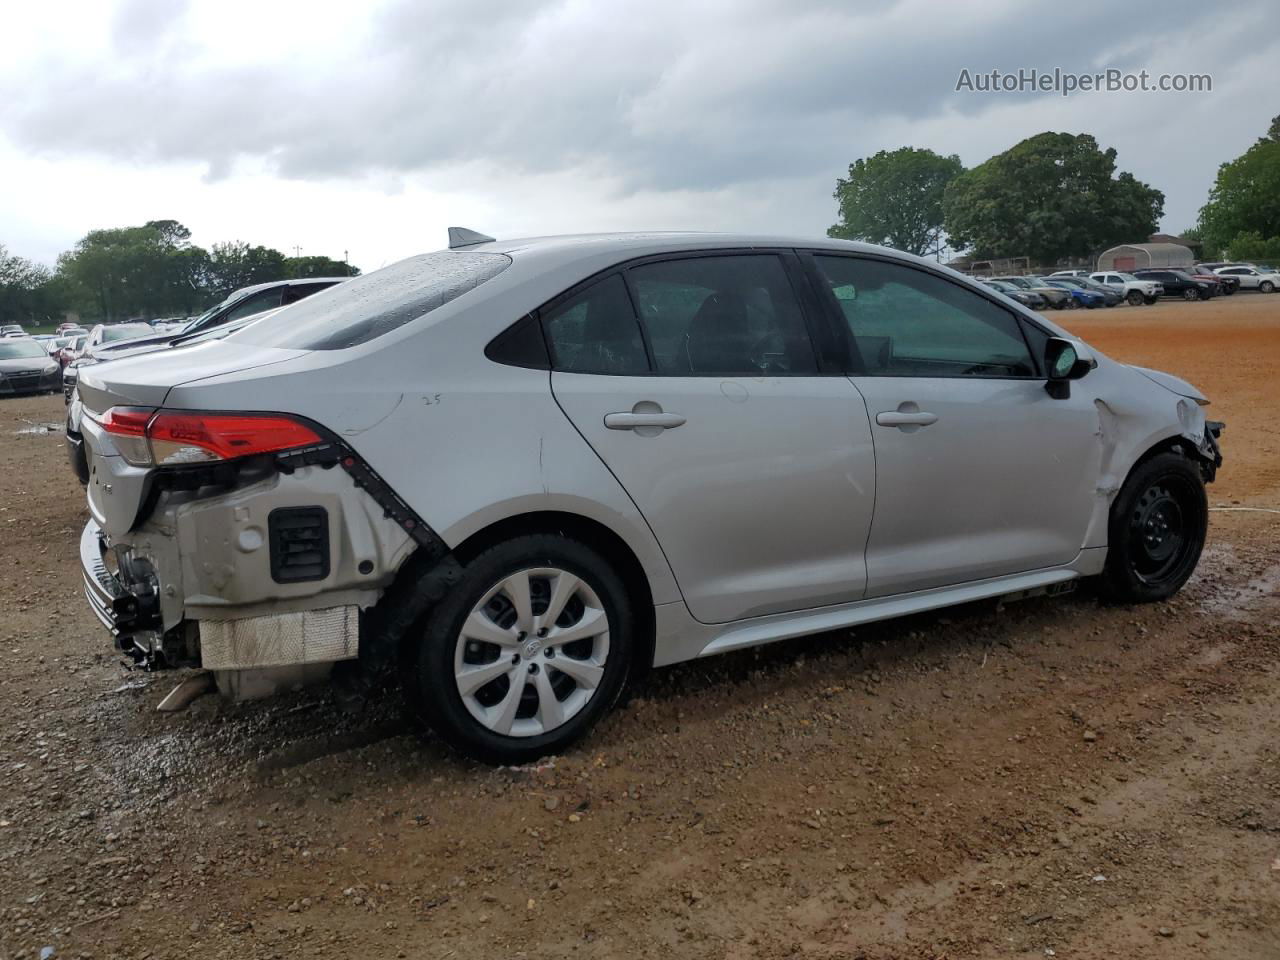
[231,251,512,350]
[101,324,153,342]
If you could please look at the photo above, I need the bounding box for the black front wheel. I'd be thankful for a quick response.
[1126,290,1144,306]
[1099,452,1208,602]
[1182,287,1200,301]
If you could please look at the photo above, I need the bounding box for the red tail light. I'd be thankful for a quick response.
[93,408,322,467]
[148,412,322,464]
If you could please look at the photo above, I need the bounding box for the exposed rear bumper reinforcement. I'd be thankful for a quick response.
[80,519,125,637]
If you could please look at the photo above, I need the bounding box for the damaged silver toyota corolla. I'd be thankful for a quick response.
[67,230,1224,763]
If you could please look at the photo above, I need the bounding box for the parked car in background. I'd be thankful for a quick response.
[980,279,1046,309]
[991,276,1073,309]
[63,322,157,400]
[1048,270,1092,279]
[62,279,348,403]
[71,230,1224,763]
[1089,272,1164,305]
[1182,266,1237,295]
[43,335,75,357]
[1214,264,1280,293]
[1132,269,1216,301]
[1042,279,1106,309]
[182,278,347,339]
[1047,276,1122,307]
[56,322,83,335]
[0,337,62,396]
[2,324,27,338]
[57,334,89,369]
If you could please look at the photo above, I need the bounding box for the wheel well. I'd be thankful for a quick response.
[452,511,658,673]
[1128,432,1217,485]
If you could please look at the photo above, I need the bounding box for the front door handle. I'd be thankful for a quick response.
[604,412,687,430]
[875,411,938,428]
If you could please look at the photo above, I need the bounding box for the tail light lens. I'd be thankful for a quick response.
[95,407,154,466]
[92,408,322,467]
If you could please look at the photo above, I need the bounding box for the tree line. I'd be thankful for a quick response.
[829,118,1280,265]
[0,219,359,325]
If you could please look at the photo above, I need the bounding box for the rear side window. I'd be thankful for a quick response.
[813,255,1035,378]
[232,252,511,350]
[543,275,648,375]
[628,255,817,375]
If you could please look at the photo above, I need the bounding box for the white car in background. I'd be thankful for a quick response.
[1213,265,1280,292]
[1089,272,1164,306]
[72,229,1225,763]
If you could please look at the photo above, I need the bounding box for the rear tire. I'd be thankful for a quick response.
[406,535,635,765]
[1099,452,1207,603]
[1052,299,1068,310]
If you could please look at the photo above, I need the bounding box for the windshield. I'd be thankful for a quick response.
[233,251,512,350]
[0,340,48,360]
[100,324,154,343]
[187,294,237,331]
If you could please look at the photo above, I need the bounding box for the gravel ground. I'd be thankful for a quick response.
[1,295,1278,959]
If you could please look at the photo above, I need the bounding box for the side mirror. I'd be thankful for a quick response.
[1044,337,1090,398]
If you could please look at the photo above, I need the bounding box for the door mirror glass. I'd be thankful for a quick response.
[1045,337,1087,380]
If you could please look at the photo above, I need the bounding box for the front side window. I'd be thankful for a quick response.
[542,274,648,375]
[813,255,1035,378]
[627,255,817,375]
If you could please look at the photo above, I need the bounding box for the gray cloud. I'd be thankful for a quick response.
[3,0,1275,238]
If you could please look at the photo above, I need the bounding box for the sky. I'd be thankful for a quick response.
[1,0,1276,271]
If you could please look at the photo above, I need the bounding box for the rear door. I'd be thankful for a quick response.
[547,252,876,624]
[805,253,1101,598]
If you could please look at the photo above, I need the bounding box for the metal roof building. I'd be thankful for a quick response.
[1097,242,1194,271]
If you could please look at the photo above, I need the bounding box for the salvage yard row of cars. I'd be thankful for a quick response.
[49,228,1225,764]
[973,261,1280,309]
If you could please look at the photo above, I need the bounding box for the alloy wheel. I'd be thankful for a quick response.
[453,567,610,738]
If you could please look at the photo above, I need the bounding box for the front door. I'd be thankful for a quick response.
[807,253,1101,598]
[544,254,877,624]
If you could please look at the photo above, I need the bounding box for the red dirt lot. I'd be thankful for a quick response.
[0,293,1277,960]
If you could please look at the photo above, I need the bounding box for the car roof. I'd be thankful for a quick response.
[469,231,912,261]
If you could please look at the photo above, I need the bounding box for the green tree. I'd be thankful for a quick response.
[206,241,288,299]
[829,147,964,255]
[1266,113,1280,143]
[0,244,56,324]
[1196,134,1280,258]
[942,132,1163,263]
[56,220,207,321]
[284,254,360,279]
[1224,230,1280,263]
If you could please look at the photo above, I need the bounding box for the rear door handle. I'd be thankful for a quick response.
[604,412,687,430]
[875,411,938,427]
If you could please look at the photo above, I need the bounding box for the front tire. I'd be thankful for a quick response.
[1099,451,1207,603]
[1182,287,1200,302]
[1144,296,1159,305]
[406,535,635,764]
[1261,280,1275,293]
[1126,290,1144,306]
